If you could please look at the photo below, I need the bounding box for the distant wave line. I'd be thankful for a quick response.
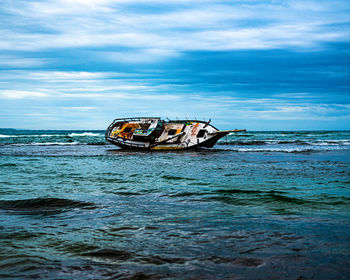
[219,140,350,146]
[0,133,104,138]
[9,142,81,146]
[68,132,101,137]
[216,146,346,153]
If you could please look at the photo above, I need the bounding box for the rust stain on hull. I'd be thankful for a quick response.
[105,117,245,151]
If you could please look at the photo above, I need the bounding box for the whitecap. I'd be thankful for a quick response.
[220,146,346,153]
[11,142,81,146]
[68,132,101,137]
[306,140,350,146]
[0,134,63,138]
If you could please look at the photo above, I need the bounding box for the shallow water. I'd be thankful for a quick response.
[0,129,350,279]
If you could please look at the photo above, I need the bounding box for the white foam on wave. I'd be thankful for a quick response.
[37,134,64,137]
[308,142,337,146]
[307,140,350,146]
[69,132,101,137]
[12,142,81,146]
[1,132,102,138]
[0,134,66,138]
[220,146,346,153]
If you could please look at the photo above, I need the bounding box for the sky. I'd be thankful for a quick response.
[0,0,349,130]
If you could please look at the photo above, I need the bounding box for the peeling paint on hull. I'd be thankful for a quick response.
[105,117,245,151]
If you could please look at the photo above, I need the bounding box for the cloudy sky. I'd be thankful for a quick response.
[1,0,349,130]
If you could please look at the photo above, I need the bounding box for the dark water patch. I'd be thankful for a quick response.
[129,173,143,177]
[139,255,188,265]
[161,175,195,181]
[187,181,211,186]
[23,158,40,161]
[0,229,40,240]
[0,254,48,272]
[167,191,209,198]
[0,181,18,186]
[0,259,43,274]
[234,257,265,267]
[265,193,350,208]
[144,226,159,230]
[203,190,309,207]
[0,163,17,167]
[224,173,239,177]
[112,191,144,196]
[271,208,299,215]
[278,140,307,145]
[107,226,139,232]
[120,272,156,280]
[206,256,235,264]
[54,242,100,255]
[205,256,264,267]
[81,249,135,261]
[0,198,96,214]
[97,228,125,237]
[215,234,248,240]
[97,172,124,176]
[167,188,273,198]
[150,186,347,210]
[264,193,308,205]
[215,189,271,195]
[319,195,350,206]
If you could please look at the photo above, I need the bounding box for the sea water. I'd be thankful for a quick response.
[0,129,349,279]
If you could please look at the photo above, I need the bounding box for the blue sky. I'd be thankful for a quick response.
[0,0,349,130]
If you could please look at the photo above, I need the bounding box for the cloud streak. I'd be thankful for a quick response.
[1,0,349,55]
[0,69,349,129]
[0,90,47,99]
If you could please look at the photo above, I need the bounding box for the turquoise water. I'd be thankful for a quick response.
[0,129,350,279]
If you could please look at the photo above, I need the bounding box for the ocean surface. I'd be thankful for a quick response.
[0,129,349,279]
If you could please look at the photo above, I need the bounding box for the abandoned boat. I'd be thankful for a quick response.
[105,117,245,150]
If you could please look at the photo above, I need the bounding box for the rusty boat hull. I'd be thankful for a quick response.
[105,117,245,151]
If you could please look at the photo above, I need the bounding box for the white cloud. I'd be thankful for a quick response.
[28,71,111,80]
[1,0,349,56]
[0,90,47,99]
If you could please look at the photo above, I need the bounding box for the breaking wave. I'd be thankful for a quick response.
[10,142,81,146]
[0,134,68,138]
[216,146,345,153]
[1,130,349,153]
[218,139,350,146]
[0,130,106,147]
[68,132,102,137]
[0,133,102,138]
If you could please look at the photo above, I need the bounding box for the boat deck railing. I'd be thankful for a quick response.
[112,117,160,122]
[105,117,161,139]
